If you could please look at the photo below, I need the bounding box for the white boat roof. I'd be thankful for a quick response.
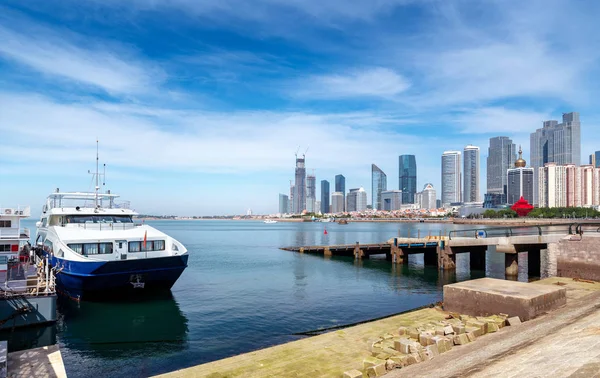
[47,192,120,199]
[46,207,137,216]
[44,191,134,214]
[54,224,165,242]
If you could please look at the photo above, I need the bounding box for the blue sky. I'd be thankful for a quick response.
[1,0,599,215]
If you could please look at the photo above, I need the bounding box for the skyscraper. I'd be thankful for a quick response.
[538,163,568,208]
[381,190,402,211]
[399,155,417,204]
[487,136,516,200]
[335,174,346,211]
[441,151,461,205]
[590,151,600,168]
[507,146,534,205]
[371,164,387,210]
[306,174,316,212]
[278,194,289,214]
[320,180,330,214]
[530,112,581,205]
[463,145,480,203]
[347,188,367,212]
[293,155,306,213]
[419,183,437,210]
[331,192,344,213]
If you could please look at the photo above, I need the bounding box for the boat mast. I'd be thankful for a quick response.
[95,139,99,209]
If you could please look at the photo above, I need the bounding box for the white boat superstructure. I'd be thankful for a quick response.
[0,205,31,271]
[264,219,278,224]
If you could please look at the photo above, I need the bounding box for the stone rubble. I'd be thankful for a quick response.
[344,311,513,377]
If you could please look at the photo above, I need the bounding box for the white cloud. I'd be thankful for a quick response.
[295,68,410,99]
[0,23,162,95]
[453,107,551,135]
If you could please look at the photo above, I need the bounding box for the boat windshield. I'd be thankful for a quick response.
[65,215,134,224]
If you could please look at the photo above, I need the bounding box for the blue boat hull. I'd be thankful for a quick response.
[44,253,188,301]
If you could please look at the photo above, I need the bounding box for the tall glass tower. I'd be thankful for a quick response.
[335,174,346,211]
[320,180,330,214]
[306,175,316,212]
[441,151,461,205]
[371,164,387,210]
[398,155,417,204]
[293,156,306,213]
[486,136,516,200]
[463,145,480,203]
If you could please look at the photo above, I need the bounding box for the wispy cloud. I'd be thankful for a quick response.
[0,15,163,95]
[453,107,551,135]
[294,68,410,99]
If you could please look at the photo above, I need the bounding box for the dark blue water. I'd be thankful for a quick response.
[5,220,528,377]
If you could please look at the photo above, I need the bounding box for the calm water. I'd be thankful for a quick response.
[5,220,536,377]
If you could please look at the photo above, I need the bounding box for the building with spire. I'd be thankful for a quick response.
[507,146,534,205]
[371,164,387,210]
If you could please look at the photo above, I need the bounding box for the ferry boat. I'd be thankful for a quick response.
[263,219,278,224]
[35,190,189,301]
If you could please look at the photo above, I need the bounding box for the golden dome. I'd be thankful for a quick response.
[515,145,526,168]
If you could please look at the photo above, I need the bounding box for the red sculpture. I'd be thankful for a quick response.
[511,196,534,217]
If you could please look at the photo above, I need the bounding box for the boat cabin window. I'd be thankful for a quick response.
[49,216,62,226]
[67,242,114,255]
[43,239,54,254]
[128,240,166,252]
[0,220,11,228]
[0,245,11,252]
[65,215,133,224]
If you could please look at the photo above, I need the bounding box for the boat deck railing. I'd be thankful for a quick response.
[1,257,56,297]
[63,222,140,231]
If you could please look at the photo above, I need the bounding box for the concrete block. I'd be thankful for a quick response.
[409,342,422,353]
[466,331,477,342]
[443,278,567,321]
[363,356,385,369]
[435,327,446,336]
[408,328,420,340]
[366,362,387,377]
[443,337,454,351]
[443,325,454,335]
[395,339,408,354]
[386,358,401,371]
[453,334,470,345]
[368,338,383,352]
[389,356,407,367]
[343,369,363,378]
[465,325,483,337]
[382,333,394,340]
[419,332,434,346]
[375,353,391,361]
[452,324,466,334]
[466,321,486,336]
[425,344,440,359]
[507,316,522,326]
[405,354,419,366]
[410,353,422,363]
[431,336,447,353]
[486,321,499,333]
[382,347,399,356]
[398,326,408,336]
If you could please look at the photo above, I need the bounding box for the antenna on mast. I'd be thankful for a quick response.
[95,139,99,209]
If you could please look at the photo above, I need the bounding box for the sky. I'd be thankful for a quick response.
[1,0,600,216]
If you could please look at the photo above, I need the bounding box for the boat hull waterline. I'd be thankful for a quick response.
[43,253,188,301]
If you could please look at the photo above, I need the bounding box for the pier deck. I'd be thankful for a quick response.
[8,345,67,378]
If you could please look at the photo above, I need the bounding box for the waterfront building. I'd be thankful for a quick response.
[463,145,480,203]
[539,162,600,208]
[331,192,344,213]
[399,155,417,204]
[315,200,321,214]
[507,147,534,205]
[483,193,505,208]
[538,163,568,208]
[371,164,387,210]
[419,183,437,210]
[530,112,581,205]
[346,188,367,212]
[320,180,330,214]
[293,155,307,213]
[335,174,346,211]
[441,151,461,206]
[289,184,294,213]
[381,190,402,211]
[487,136,516,200]
[590,151,600,168]
[278,194,289,214]
[306,174,316,213]
[436,199,442,208]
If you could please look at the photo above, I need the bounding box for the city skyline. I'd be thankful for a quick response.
[3,2,600,215]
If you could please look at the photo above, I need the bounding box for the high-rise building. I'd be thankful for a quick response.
[506,146,534,205]
[538,163,568,208]
[418,183,437,210]
[346,188,367,212]
[289,184,295,213]
[331,192,344,213]
[335,174,346,211]
[306,174,316,212]
[487,136,516,200]
[381,190,402,211]
[441,151,461,205]
[530,112,581,205]
[590,151,600,168]
[371,164,387,210]
[320,180,330,214]
[539,163,600,208]
[293,155,306,213]
[315,200,321,214]
[399,155,417,204]
[278,194,289,214]
[463,145,480,203]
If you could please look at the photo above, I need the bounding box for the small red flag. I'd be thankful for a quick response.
[324,227,328,235]
[143,230,147,249]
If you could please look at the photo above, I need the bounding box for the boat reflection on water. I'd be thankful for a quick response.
[0,323,57,352]
[57,291,188,359]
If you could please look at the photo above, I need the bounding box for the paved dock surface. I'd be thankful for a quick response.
[387,279,600,378]
[8,345,67,378]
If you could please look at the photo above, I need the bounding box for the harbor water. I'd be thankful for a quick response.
[3,220,537,377]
